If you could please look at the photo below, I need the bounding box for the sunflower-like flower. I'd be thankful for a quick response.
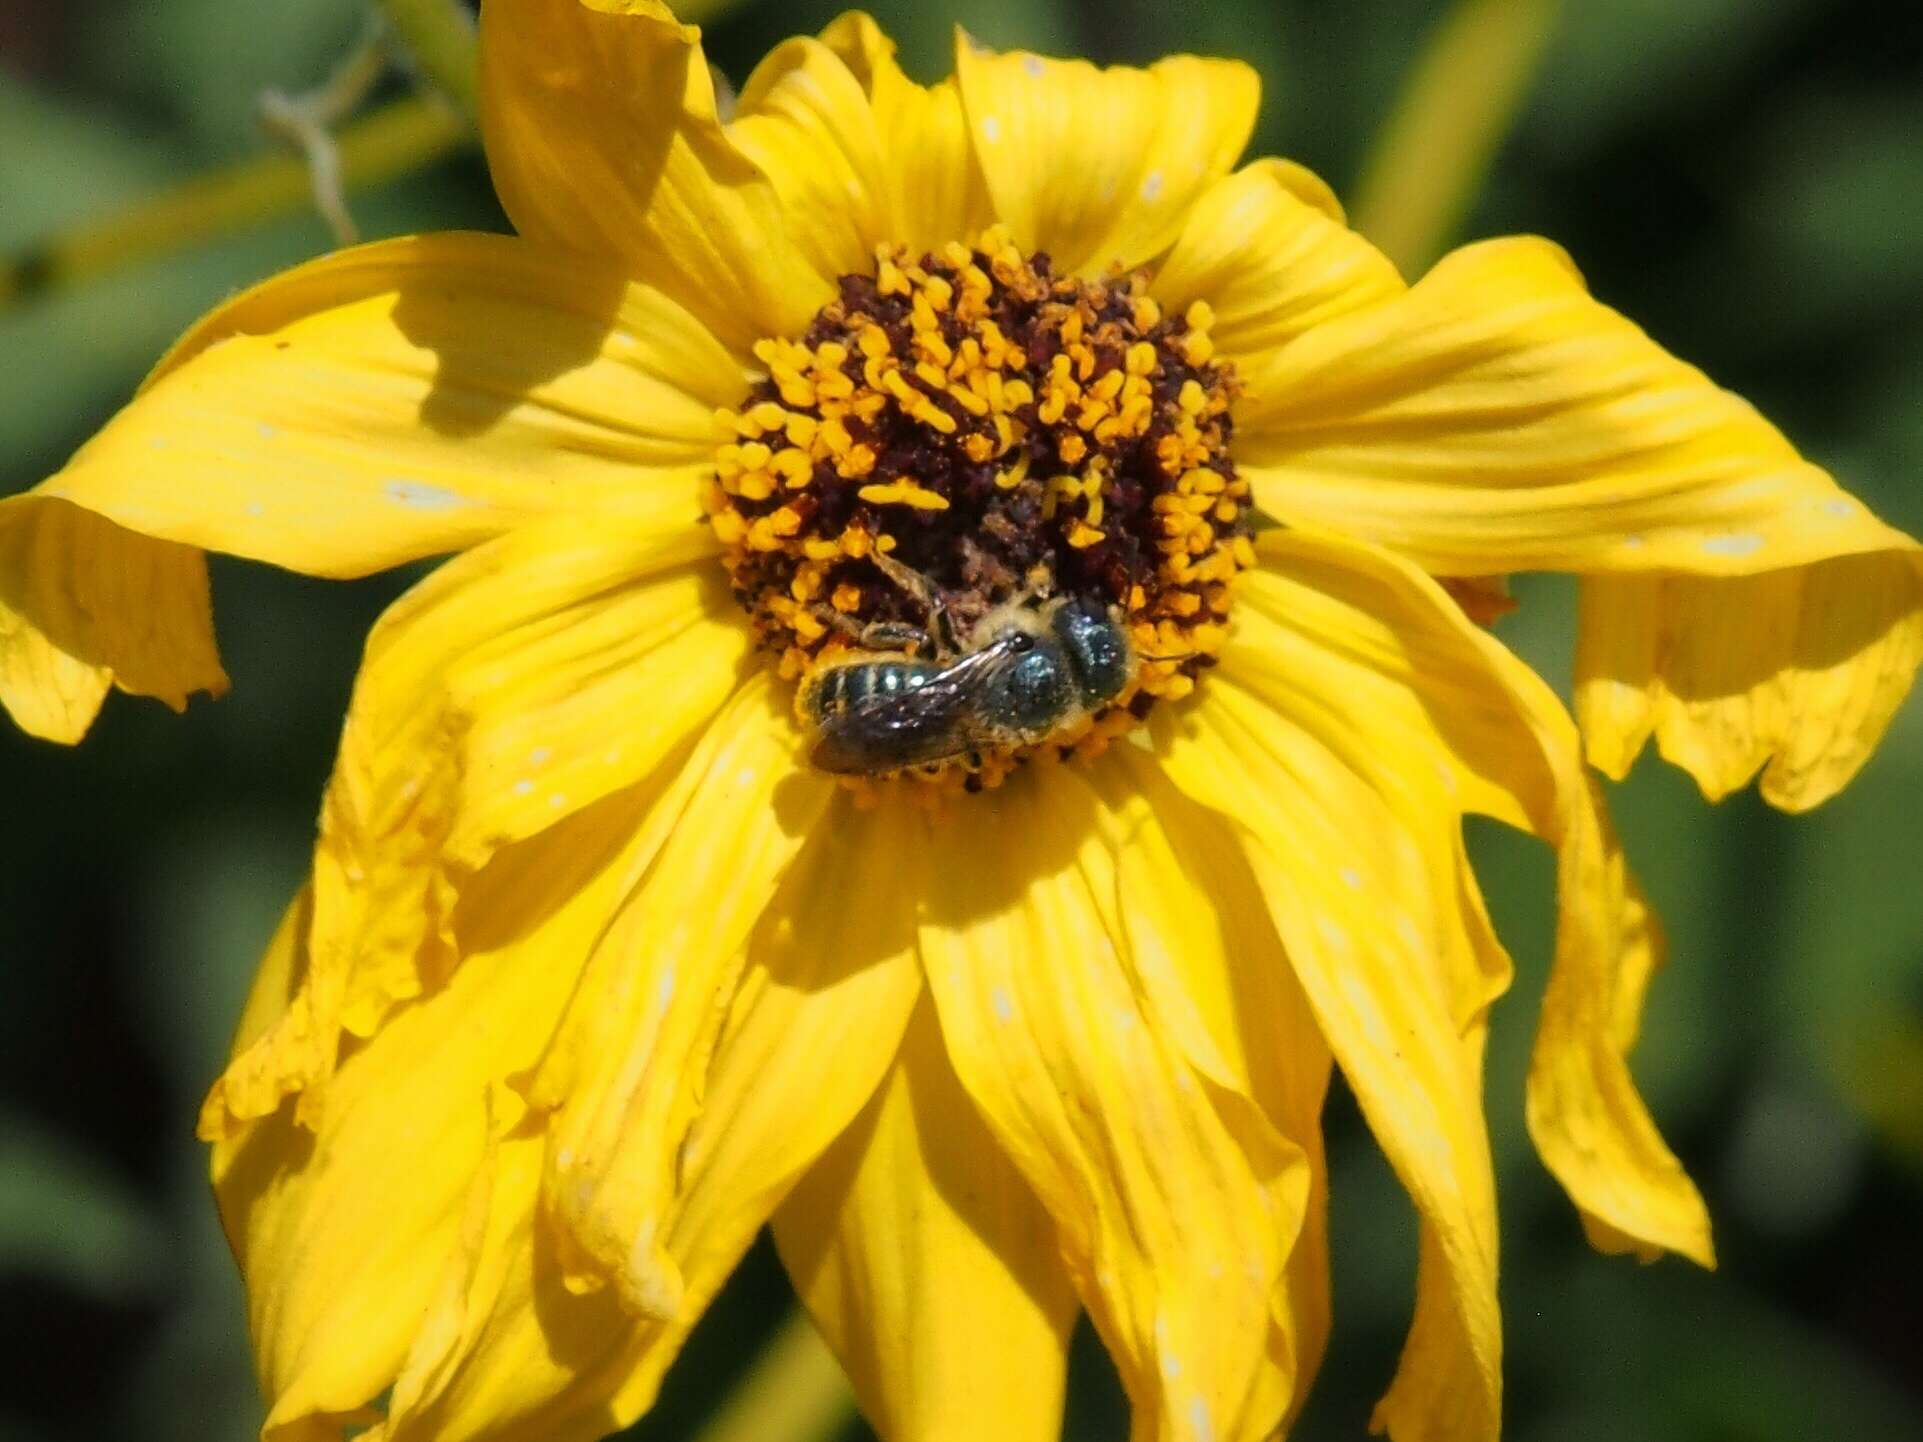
[6,3,1920,1440]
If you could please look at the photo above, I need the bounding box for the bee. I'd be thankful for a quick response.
[800,592,1137,775]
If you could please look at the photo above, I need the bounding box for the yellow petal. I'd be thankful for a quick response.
[1521,770,1713,1266]
[214,784,655,1442]
[40,233,738,580]
[381,791,924,1442]
[1164,529,1717,1438]
[1236,235,1920,578]
[1159,685,1503,1442]
[0,495,225,741]
[1150,159,1404,369]
[919,766,1306,1442]
[479,0,833,352]
[729,36,890,280]
[200,507,733,1140]
[1236,529,1712,1271]
[1576,559,1923,810]
[1234,234,1923,808]
[954,36,1259,275]
[1090,747,1336,1423]
[528,673,835,1316]
[818,13,995,254]
[775,1002,1078,1442]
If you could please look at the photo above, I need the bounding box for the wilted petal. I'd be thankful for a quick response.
[920,768,1305,1442]
[379,792,924,1442]
[200,507,733,1139]
[0,496,224,741]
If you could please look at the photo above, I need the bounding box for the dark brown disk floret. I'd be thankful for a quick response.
[704,226,1253,777]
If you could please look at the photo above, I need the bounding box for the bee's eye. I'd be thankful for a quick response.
[1005,631,1036,654]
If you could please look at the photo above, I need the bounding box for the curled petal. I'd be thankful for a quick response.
[380,792,924,1442]
[1091,748,1336,1422]
[200,507,734,1139]
[1577,560,1923,810]
[527,674,835,1317]
[920,768,1306,1442]
[1162,682,1503,1442]
[1233,236,1922,804]
[0,495,224,741]
[214,783,655,1441]
[1166,530,1717,1439]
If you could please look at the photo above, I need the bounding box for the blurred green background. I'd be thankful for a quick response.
[3,1,1922,1439]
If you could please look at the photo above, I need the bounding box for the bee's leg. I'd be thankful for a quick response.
[859,620,932,653]
[870,551,958,655]
[807,605,875,646]
[806,605,933,656]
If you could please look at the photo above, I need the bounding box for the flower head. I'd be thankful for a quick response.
[6,3,1920,1441]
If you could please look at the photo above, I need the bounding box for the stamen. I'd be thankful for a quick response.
[706,226,1252,787]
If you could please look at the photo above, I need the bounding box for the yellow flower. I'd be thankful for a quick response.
[7,3,1921,1440]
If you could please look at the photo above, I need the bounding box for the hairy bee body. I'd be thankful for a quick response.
[797,654,945,720]
[800,595,1137,776]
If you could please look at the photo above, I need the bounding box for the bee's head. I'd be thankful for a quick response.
[1050,596,1135,706]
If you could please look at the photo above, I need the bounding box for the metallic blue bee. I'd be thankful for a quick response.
[799,592,1137,775]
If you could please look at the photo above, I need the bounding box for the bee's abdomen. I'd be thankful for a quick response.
[800,657,940,721]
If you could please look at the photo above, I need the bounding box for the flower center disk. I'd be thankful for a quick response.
[706,227,1253,788]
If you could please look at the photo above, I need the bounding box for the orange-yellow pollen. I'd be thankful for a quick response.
[705,226,1252,788]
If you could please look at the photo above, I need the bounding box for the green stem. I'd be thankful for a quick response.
[1349,0,1561,277]
[0,97,468,308]
[376,0,482,123]
[693,1310,854,1442]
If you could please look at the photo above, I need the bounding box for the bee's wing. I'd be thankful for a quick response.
[810,639,1021,773]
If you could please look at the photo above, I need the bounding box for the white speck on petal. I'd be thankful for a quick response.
[1394,913,1423,951]
[991,986,1015,1023]
[1339,865,1363,890]
[547,792,568,809]
[556,1146,574,1168]
[512,778,534,797]
[529,746,553,765]
[1188,1396,1215,1442]
[982,115,1002,143]
[244,502,265,518]
[257,422,279,440]
[656,966,677,1009]
[1022,54,1045,77]
[148,437,169,451]
[626,1218,678,1316]
[1823,497,1857,519]
[603,746,623,765]
[1141,169,1165,201]
[1315,914,1350,952]
[735,766,758,788]
[384,478,471,512]
[1621,533,1645,549]
[1703,532,1765,558]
